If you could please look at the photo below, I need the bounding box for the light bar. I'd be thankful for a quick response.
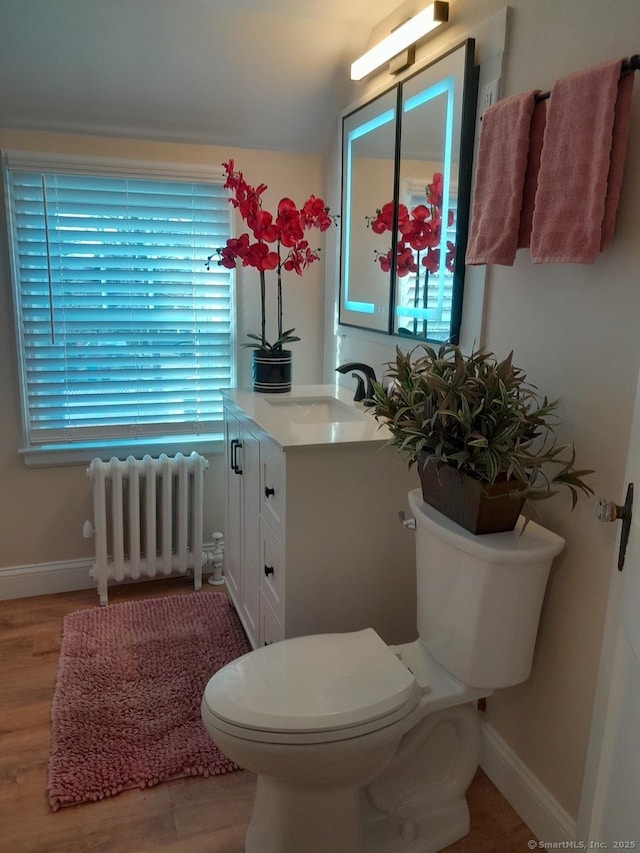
[350,2,449,81]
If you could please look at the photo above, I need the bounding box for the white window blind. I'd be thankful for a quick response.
[3,155,234,450]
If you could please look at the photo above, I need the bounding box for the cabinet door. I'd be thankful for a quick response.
[260,591,285,647]
[239,425,260,648]
[224,410,242,606]
[260,436,286,541]
[260,515,285,624]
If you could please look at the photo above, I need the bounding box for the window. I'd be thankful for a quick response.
[3,153,234,460]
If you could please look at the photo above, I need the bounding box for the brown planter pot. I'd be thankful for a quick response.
[417,454,526,534]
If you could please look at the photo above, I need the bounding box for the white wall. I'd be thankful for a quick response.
[325,0,640,820]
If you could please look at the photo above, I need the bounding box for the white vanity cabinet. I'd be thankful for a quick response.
[224,408,261,647]
[223,389,417,649]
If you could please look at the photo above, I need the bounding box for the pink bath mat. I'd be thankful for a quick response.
[48,591,250,810]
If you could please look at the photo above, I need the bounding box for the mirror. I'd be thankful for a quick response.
[339,40,478,343]
[340,87,398,332]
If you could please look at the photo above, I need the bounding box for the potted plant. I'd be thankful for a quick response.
[371,344,594,533]
[207,160,337,392]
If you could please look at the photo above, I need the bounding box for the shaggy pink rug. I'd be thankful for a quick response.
[48,591,250,810]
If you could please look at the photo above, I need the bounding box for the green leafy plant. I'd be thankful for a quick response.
[371,344,594,507]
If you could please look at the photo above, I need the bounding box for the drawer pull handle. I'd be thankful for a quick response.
[230,438,243,475]
[264,486,275,497]
[264,564,274,577]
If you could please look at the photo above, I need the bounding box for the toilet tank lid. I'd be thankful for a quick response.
[408,489,565,564]
[203,628,418,733]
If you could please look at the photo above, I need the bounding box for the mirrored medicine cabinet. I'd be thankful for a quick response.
[339,39,478,344]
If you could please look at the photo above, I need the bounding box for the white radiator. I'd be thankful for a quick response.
[85,451,209,605]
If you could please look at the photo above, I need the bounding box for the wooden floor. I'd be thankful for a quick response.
[0,577,536,852]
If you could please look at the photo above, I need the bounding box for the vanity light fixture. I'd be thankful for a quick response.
[350,1,449,81]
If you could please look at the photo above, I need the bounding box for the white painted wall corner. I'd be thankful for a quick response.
[480,718,577,844]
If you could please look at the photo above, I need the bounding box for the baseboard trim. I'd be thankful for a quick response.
[0,558,96,600]
[480,718,577,843]
[0,542,222,601]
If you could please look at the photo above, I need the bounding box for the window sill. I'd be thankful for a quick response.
[20,433,224,468]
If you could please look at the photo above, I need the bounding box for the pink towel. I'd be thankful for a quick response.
[601,71,635,250]
[518,99,547,248]
[466,91,538,266]
[530,59,634,263]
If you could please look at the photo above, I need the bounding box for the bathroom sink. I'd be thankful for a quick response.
[265,396,367,424]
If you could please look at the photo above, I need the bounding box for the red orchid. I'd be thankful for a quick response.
[397,243,419,277]
[207,162,337,351]
[423,247,440,275]
[248,209,279,243]
[426,172,444,208]
[301,195,332,231]
[408,228,432,252]
[283,241,320,275]
[445,240,455,273]
[370,216,389,235]
[218,234,250,269]
[243,241,279,272]
[376,250,392,273]
[276,198,304,248]
[411,204,430,221]
[375,243,418,277]
[367,171,456,338]
[367,201,397,234]
[367,172,455,278]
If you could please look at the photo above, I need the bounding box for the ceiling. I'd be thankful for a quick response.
[0,0,406,154]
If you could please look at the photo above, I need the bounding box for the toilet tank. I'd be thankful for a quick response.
[408,489,565,689]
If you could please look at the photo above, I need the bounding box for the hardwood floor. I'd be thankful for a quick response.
[0,578,536,852]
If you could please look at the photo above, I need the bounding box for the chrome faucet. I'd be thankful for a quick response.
[335,362,377,404]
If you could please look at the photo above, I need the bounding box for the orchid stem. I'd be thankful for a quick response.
[422,269,428,338]
[413,251,420,336]
[259,268,266,349]
[277,242,283,348]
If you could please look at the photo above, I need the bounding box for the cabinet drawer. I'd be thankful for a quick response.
[260,437,285,540]
[260,591,285,646]
[259,515,285,622]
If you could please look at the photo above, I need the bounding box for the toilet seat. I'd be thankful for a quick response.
[202,628,420,745]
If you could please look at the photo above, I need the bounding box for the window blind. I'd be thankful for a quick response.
[4,158,234,448]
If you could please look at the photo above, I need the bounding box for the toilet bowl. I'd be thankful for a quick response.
[201,489,565,853]
[202,629,424,853]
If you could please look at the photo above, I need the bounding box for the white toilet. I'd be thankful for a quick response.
[201,489,565,853]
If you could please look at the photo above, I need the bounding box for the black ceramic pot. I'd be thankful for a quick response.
[252,349,292,393]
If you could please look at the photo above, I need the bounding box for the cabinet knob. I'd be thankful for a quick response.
[264,564,274,577]
[264,486,275,497]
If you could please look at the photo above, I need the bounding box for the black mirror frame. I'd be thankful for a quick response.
[338,39,478,345]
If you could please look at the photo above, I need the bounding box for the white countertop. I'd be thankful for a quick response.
[223,384,392,450]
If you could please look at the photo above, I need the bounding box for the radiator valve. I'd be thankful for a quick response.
[207,532,225,586]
